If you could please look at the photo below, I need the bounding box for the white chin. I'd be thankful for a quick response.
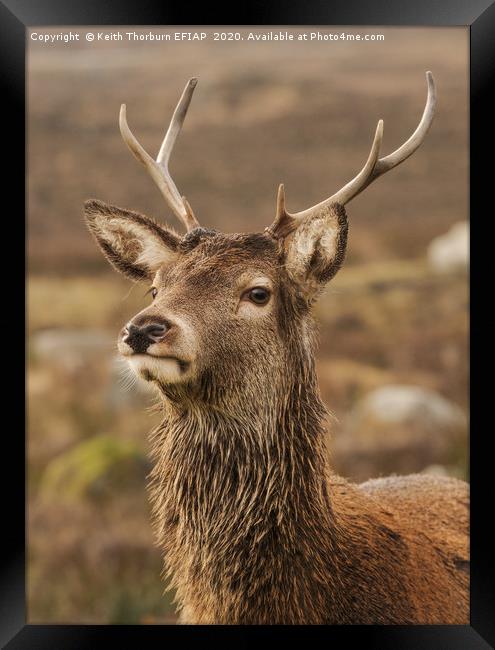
[127,355,185,384]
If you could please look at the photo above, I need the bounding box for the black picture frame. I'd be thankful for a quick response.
[4,0,494,646]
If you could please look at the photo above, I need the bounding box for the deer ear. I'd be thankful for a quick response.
[282,203,348,297]
[84,199,180,281]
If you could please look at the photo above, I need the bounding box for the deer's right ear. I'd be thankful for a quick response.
[84,199,180,281]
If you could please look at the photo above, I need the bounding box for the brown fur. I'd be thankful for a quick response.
[84,199,469,624]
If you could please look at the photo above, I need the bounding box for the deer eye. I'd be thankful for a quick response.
[243,287,270,305]
[150,287,158,300]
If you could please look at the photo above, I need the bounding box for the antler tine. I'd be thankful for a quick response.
[265,184,294,239]
[267,122,383,235]
[119,78,200,232]
[316,118,384,210]
[268,72,436,234]
[351,70,437,198]
[156,78,198,168]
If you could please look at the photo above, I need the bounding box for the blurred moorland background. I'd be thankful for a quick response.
[28,27,468,623]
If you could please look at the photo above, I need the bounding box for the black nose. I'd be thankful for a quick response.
[122,322,168,354]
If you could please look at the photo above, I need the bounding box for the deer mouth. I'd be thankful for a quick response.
[126,353,191,383]
[143,353,190,373]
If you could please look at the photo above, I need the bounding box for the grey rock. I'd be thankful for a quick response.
[427,221,468,274]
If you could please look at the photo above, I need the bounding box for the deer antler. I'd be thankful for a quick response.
[119,78,200,232]
[267,71,436,239]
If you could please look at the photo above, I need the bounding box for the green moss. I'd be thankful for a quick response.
[40,435,148,502]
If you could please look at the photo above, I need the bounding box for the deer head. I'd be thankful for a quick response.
[84,74,435,404]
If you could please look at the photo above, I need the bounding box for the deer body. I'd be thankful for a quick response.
[85,73,469,624]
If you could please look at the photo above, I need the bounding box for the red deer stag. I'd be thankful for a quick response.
[84,73,469,624]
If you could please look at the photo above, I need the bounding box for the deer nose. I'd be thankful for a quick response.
[122,321,169,354]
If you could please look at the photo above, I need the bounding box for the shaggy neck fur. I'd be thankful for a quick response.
[146,324,467,625]
[147,330,349,623]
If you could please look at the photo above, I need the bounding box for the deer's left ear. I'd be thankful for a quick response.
[281,203,348,297]
[84,199,180,281]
